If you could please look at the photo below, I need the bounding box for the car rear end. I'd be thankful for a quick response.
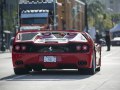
[111,37,120,46]
[12,30,94,74]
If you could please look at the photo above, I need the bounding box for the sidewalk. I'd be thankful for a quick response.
[0,49,10,54]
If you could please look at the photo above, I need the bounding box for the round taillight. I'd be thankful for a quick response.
[22,46,26,51]
[15,45,20,51]
[76,45,81,51]
[83,45,88,50]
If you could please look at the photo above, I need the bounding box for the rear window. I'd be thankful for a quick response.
[16,32,38,41]
[15,31,87,43]
[21,33,38,40]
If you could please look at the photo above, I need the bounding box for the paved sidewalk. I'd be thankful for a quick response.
[0,49,10,54]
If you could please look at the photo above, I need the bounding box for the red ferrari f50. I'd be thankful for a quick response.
[12,30,101,75]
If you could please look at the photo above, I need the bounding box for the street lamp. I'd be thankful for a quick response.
[0,0,6,51]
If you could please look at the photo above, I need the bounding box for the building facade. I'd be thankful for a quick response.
[58,0,85,31]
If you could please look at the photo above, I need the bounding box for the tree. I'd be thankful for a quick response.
[3,2,18,33]
[87,0,104,29]
[81,0,108,32]
[111,14,120,24]
[3,10,17,32]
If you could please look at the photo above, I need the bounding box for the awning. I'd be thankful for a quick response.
[110,23,120,32]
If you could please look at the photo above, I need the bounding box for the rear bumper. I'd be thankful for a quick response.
[111,41,120,46]
[12,52,92,69]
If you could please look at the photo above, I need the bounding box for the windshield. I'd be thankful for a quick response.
[21,18,47,24]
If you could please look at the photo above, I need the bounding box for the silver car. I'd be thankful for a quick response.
[111,37,120,46]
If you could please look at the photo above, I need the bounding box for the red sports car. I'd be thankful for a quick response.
[12,30,101,75]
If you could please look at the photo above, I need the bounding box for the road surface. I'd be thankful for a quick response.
[0,46,120,90]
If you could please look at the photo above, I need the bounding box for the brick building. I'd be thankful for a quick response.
[57,0,85,31]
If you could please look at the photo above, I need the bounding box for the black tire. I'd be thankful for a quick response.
[96,67,100,71]
[32,65,42,72]
[33,68,42,72]
[78,52,96,75]
[78,68,86,74]
[88,52,96,75]
[14,68,29,75]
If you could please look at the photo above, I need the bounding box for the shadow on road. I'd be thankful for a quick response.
[0,69,99,81]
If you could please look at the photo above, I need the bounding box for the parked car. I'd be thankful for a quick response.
[12,30,101,75]
[111,37,120,46]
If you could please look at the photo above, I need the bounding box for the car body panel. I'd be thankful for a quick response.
[111,37,120,46]
[12,30,101,74]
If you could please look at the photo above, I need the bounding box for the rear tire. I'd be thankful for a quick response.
[78,52,96,75]
[14,68,29,75]
[96,67,100,71]
[33,65,42,72]
[88,52,96,75]
[78,68,86,74]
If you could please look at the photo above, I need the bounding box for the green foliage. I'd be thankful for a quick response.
[3,5,18,32]
[111,14,120,24]
[83,0,114,32]
[103,14,113,30]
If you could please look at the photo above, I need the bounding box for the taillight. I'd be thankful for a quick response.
[22,46,26,51]
[83,45,88,50]
[15,45,20,51]
[76,45,81,51]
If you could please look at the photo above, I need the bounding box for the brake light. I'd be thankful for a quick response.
[76,45,81,51]
[22,46,26,51]
[15,45,20,51]
[83,45,88,50]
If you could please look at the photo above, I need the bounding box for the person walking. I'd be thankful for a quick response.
[95,31,101,44]
[105,31,111,51]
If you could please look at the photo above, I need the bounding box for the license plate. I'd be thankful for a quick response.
[44,56,56,62]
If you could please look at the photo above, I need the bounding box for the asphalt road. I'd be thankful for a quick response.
[0,46,120,90]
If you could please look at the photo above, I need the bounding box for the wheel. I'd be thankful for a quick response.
[96,47,101,72]
[33,68,42,72]
[78,68,86,74]
[33,65,42,72]
[88,52,96,75]
[96,67,100,71]
[14,68,29,75]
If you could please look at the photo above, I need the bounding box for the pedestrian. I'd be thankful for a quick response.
[95,31,101,44]
[105,31,111,51]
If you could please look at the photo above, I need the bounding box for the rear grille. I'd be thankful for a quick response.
[13,43,90,53]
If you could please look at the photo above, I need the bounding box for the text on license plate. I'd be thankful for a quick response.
[44,56,56,62]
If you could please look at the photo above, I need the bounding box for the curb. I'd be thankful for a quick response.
[0,50,10,54]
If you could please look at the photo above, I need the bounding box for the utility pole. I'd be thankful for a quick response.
[0,0,6,51]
